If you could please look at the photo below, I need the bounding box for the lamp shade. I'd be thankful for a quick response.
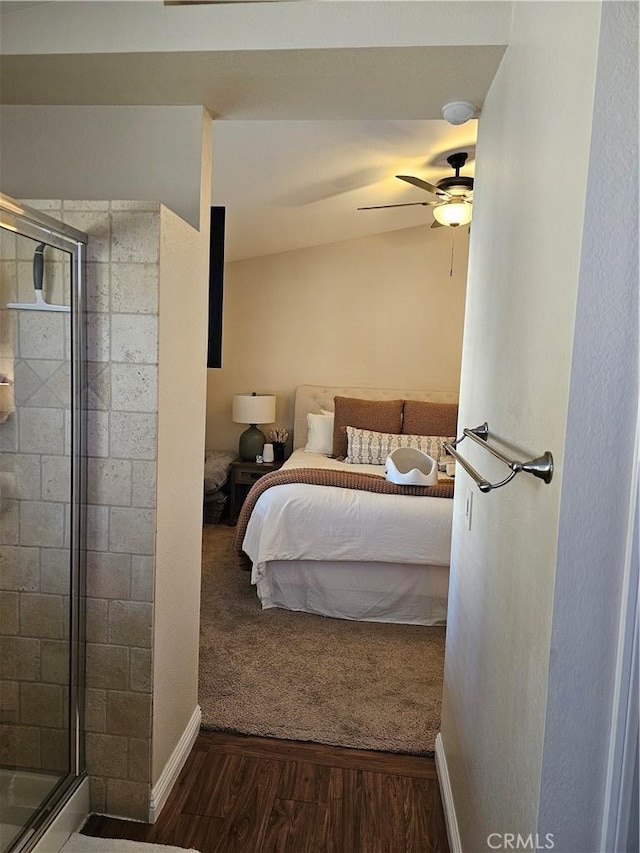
[433,199,473,227]
[232,393,276,425]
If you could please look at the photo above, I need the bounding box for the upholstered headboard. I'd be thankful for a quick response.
[293,384,459,450]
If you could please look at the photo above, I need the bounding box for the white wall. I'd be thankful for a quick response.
[206,223,469,452]
[0,106,205,229]
[153,113,212,783]
[439,0,604,848]
[537,3,638,850]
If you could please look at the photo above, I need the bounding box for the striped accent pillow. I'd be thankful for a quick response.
[345,427,454,466]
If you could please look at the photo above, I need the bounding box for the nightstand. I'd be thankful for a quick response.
[228,457,284,524]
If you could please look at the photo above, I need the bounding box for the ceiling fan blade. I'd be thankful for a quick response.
[396,175,451,198]
[357,201,434,210]
[430,220,444,229]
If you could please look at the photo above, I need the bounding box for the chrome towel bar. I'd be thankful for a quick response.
[444,423,554,493]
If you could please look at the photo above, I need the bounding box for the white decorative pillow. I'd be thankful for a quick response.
[304,411,335,455]
[345,427,454,466]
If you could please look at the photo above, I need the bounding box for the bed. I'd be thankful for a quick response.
[236,384,458,626]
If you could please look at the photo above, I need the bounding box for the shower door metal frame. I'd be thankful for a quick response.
[0,193,88,853]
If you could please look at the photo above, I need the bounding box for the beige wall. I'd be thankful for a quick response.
[0,106,205,230]
[206,223,469,454]
[153,113,211,784]
[440,0,603,848]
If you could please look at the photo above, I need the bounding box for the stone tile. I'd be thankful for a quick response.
[40,549,70,595]
[86,505,109,552]
[45,362,71,408]
[86,263,110,313]
[111,201,159,212]
[85,688,107,733]
[62,211,111,263]
[0,636,40,679]
[20,501,65,548]
[86,551,130,599]
[64,409,71,457]
[0,680,19,722]
[86,363,111,412]
[128,738,150,783]
[41,727,69,772]
[86,732,128,778]
[41,456,71,503]
[87,313,110,363]
[23,199,62,212]
[17,312,66,360]
[41,639,70,685]
[20,593,64,639]
[89,775,106,814]
[0,723,40,767]
[130,556,154,602]
[0,499,19,545]
[111,363,157,413]
[111,212,159,264]
[85,598,108,644]
[19,407,65,455]
[111,264,158,315]
[0,545,39,590]
[87,411,110,458]
[0,229,17,260]
[129,648,152,693]
[110,412,157,460]
[0,413,17,452]
[63,200,110,211]
[20,682,64,727]
[0,591,19,635]
[87,458,132,508]
[108,601,152,648]
[109,508,155,556]
[106,778,149,822]
[12,360,40,405]
[0,453,41,500]
[110,315,158,365]
[85,643,129,691]
[106,691,151,738]
[131,462,156,509]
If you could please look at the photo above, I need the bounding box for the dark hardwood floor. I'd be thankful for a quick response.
[82,730,450,852]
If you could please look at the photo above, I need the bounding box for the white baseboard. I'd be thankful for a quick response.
[149,705,201,823]
[435,733,462,853]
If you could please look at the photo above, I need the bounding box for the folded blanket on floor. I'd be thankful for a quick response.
[234,466,454,555]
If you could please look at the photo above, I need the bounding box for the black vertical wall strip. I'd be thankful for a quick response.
[207,206,225,368]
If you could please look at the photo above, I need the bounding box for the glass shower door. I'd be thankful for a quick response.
[0,209,85,853]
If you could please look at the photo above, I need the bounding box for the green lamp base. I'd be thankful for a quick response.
[239,424,266,461]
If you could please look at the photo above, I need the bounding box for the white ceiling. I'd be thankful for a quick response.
[0,1,500,261]
[211,119,478,261]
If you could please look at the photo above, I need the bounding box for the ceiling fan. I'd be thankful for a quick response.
[358,151,474,228]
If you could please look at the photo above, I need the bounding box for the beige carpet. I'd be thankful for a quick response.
[198,523,445,755]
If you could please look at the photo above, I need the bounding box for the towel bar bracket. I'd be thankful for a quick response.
[444,423,554,493]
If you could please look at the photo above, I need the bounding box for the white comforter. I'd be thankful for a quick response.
[242,448,453,583]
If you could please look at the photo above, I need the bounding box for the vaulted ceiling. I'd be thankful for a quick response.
[0,0,509,258]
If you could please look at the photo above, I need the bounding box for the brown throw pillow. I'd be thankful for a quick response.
[332,397,403,459]
[402,400,458,437]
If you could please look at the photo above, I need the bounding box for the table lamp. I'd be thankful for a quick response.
[232,392,276,461]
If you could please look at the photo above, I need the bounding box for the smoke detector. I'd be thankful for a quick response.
[441,101,477,125]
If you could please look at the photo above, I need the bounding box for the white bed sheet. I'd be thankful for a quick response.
[241,449,453,624]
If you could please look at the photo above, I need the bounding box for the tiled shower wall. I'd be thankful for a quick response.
[0,230,73,778]
[1,199,163,821]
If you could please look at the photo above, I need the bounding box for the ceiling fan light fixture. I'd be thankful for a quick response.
[433,199,473,227]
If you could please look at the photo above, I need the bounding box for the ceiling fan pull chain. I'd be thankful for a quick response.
[450,231,455,277]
